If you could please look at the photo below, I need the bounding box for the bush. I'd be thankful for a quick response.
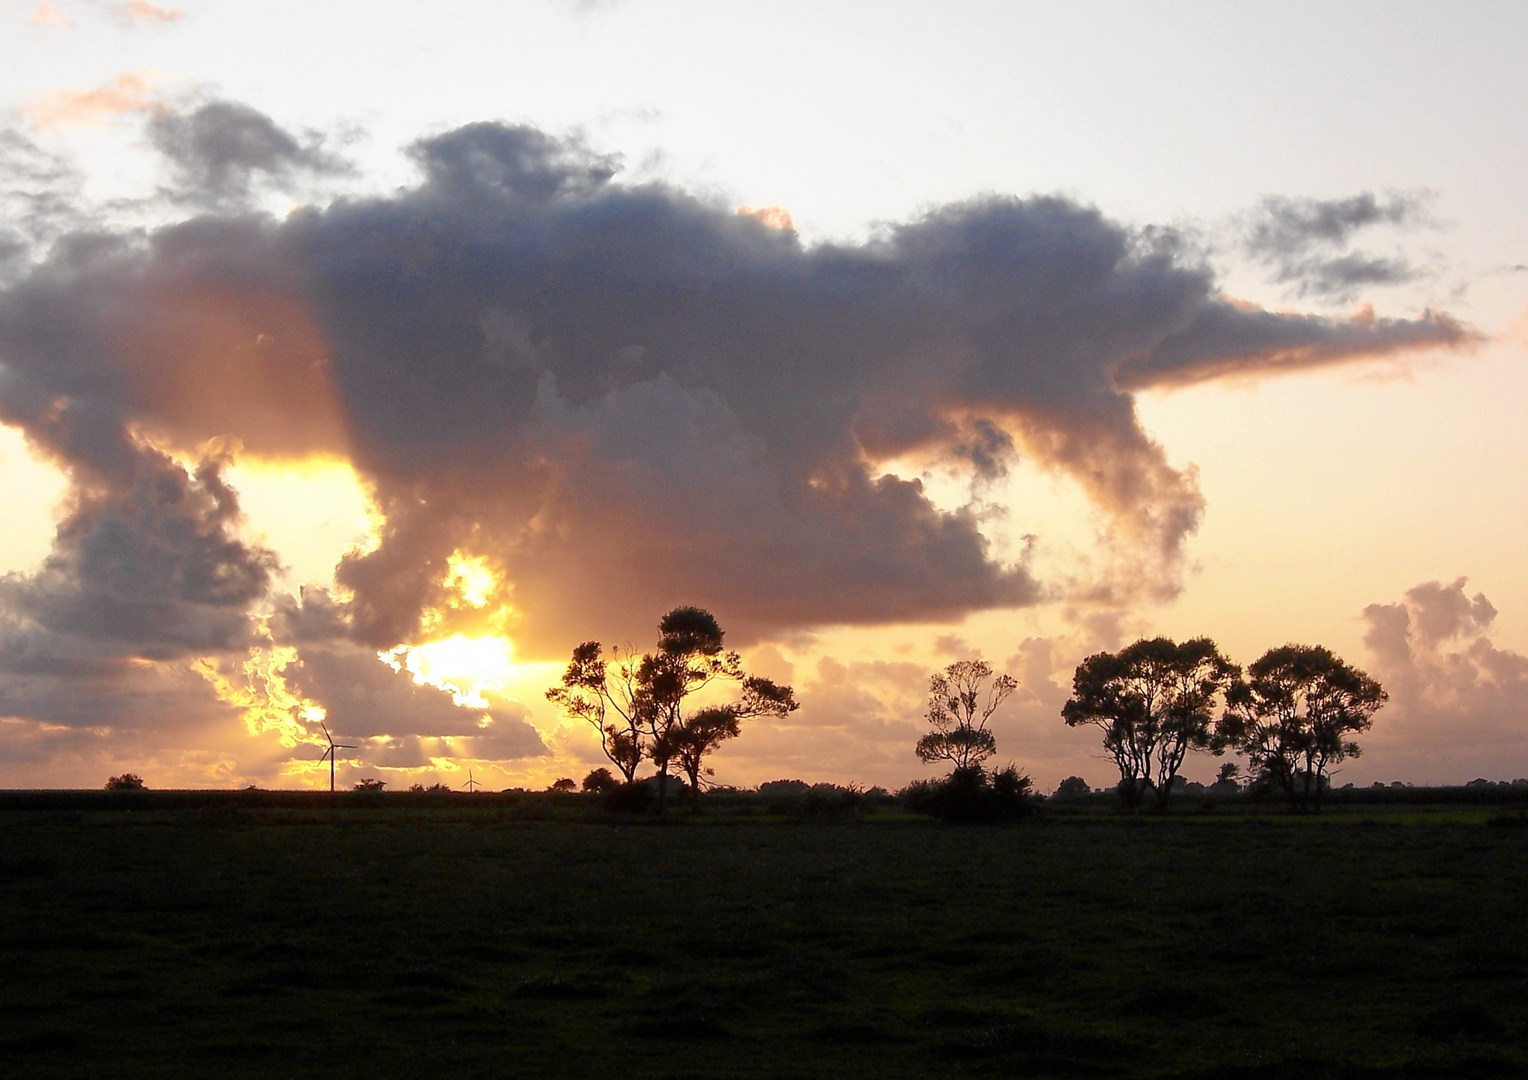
[759,782,868,818]
[902,765,1034,823]
[1052,776,1090,800]
[601,781,653,813]
[353,778,387,792]
[548,778,577,793]
[104,773,146,791]
[581,768,618,794]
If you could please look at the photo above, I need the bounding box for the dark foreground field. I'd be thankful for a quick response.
[4,806,1528,1078]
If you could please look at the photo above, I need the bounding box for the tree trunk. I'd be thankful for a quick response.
[1153,776,1173,813]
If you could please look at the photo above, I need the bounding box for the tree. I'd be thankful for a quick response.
[663,676,798,809]
[1062,637,1237,811]
[546,607,795,812]
[915,660,1017,772]
[105,773,146,790]
[1216,644,1386,813]
[548,777,577,793]
[581,767,618,794]
[353,777,386,792]
[1052,775,1092,800]
[546,641,647,784]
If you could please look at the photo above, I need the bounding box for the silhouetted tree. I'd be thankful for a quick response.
[1216,644,1386,813]
[353,777,386,792]
[1052,776,1091,800]
[1211,762,1241,792]
[549,777,577,793]
[546,641,647,783]
[581,767,618,794]
[915,660,1017,771]
[547,607,795,812]
[104,773,146,790]
[663,677,798,809]
[1062,637,1237,811]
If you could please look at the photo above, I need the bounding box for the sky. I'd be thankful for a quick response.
[0,0,1524,793]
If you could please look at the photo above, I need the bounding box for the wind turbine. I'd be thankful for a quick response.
[462,769,481,793]
[318,723,357,793]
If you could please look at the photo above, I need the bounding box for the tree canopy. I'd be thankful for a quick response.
[1062,637,1238,810]
[1216,644,1386,812]
[546,607,795,810]
[915,660,1018,772]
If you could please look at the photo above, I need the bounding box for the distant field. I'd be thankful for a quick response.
[3,804,1527,1078]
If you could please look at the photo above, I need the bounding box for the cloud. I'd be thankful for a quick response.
[737,205,795,231]
[0,114,1478,662]
[109,1,184,26]
[279,639,546,759]
[0,127,83,270]
[1242,191,1435,302]
[0,431,277,665]
[148,100,352,208]
[1361,578,1528,783]
[29,3,73,26]
[23,70,162,130]
[1116,302,1478,390]
[0,107,1482,784]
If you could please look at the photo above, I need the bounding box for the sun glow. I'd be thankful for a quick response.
[443,551,496,608]
[383,634,519,710]
[222,455,378,588]
[195,643,326,748]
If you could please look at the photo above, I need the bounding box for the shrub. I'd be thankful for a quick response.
[759,782,868,818]
[601,781,653,813]
[353,778,387,792]
[104,773,146,790]
[1052,776,1090,800]
[902,765,1034,823]
[581,768,618,794]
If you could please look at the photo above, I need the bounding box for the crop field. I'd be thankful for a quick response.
[3,803,1528,1078]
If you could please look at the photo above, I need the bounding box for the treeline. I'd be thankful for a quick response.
[14,779,1528,817]
[66,610,1498,816]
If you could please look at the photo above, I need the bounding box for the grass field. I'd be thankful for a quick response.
[3,804,1527,1078]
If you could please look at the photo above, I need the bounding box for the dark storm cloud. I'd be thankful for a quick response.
[148,100,351,208]
[0,110,1479,667]
[0,414,277,665]
[1116,302,1474,390]
[1243,191,1434,302]
[0,127,84,272]
[1248,192,1427,254]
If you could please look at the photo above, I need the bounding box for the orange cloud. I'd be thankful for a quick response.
[737,205,796,231]
[112,0,184,25]
[28,3,73,26]
[23,70,162,130]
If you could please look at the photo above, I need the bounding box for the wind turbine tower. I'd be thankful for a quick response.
[318,723,357,793]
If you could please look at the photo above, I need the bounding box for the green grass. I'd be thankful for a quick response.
[3,808,1527,1078]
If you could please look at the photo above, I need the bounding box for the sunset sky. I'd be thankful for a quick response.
[0,0,1524,792]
